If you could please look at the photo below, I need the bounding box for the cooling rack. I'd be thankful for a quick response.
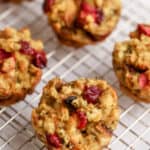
[0,0,149,150]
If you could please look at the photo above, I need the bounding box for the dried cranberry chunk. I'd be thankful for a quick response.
[19,41,35,56]
[46,133,61,148]
[43,0,55,13]
[0,49,12,62]
[78,2,103,25]
[139,73,149,88]
[19,41,47,69]
[83,85,102,104]
[81,2,95,13]
[34,51,47,69]
[77,110,87,129]
[95,10,103,24]
[138,24,150,36]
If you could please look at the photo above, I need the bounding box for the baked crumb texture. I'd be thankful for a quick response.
[113,24,150,103]
[43,0,121,48]
[0,27,47,106]
[32,78,119,150]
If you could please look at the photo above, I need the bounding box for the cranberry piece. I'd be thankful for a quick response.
[43,0,55,13]
[19,41,47,68]
[77,110,87,129]
[34,51,47,68]
[95,10,103,24]
[19,41,35,56]
[139,73,149,88]
[83,85,102,104]
[138,24,150,36]
[0,49,12,61]
[81,2,95,13]
[46,133,61,148]
[78,2,103,25]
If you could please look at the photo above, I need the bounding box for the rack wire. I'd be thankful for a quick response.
[0,0,149,150]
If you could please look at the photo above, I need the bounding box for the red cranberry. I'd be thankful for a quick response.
[0,49,12,61]
[34,51,47,69]
[19,41,47,68]
[19,41,35,56]
[83,85,102,104]
[81,2,95,13]
[78,2,103,25]
[46,133,61,148]
[77,110,87,129]
[138,24,150,36]
[43,0,55,13]
[139,73,149,88]
[95,10,103,24]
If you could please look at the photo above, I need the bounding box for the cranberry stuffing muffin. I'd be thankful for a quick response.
[43,0,121,48]
[32,78,119,150]
[0,27,47,106]
[113,24,150,103]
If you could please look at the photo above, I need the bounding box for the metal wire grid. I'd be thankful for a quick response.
[0,0,149,150]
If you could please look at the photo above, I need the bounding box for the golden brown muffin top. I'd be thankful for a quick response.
[32,78,119,150]
[43,0,121,41]
[113,24,150,100]
[0,27,47,101]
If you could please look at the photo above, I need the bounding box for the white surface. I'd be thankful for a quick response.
[0,0,150,150]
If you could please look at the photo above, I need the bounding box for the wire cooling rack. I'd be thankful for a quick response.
[0,0,149,150]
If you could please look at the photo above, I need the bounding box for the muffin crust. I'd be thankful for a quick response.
[43,0,121,47]
[0,27,47,106]
[32,78,119,150]
[113,24,150,103]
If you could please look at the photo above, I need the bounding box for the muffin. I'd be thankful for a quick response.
[0,27,47,106]
[32,78,120,150]
[113,24,150,103]
[43,0,121,48]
